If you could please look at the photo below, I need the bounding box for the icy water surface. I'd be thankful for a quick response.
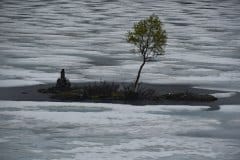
[0,0,240,91]
[0,101,240,160]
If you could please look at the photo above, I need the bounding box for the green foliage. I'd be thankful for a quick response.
[127,14,167,91]
[127,14,167,58]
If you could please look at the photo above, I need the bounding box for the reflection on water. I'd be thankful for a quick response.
[0,0,240,91]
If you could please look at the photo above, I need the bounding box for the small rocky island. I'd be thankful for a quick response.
[38,69,218,105]
[37,15,218,105]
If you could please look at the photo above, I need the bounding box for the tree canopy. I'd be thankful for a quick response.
[127,14,167,91]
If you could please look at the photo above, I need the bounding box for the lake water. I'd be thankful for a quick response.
[0,0,240,91]
[0,0,240,159]
[0,101,240,160]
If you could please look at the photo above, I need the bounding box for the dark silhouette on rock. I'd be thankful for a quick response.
[56,69,71,90]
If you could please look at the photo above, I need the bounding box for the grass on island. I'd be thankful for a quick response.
[38,82,218,103]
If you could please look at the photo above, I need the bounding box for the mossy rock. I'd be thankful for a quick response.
[38,83,218,103]
[50,90,83,101]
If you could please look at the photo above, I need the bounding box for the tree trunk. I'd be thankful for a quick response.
[134,59,146,92]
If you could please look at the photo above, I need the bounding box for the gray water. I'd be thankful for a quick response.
[0,0,240,90]
[0,101,240,160]
[0,0,240,159]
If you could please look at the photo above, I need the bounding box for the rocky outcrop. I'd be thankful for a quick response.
[56,69,71,90]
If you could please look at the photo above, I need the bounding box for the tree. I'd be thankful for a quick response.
[127,14,167,92]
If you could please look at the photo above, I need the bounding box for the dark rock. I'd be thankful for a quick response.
[162,92,218,102]
[56,69,71,90]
